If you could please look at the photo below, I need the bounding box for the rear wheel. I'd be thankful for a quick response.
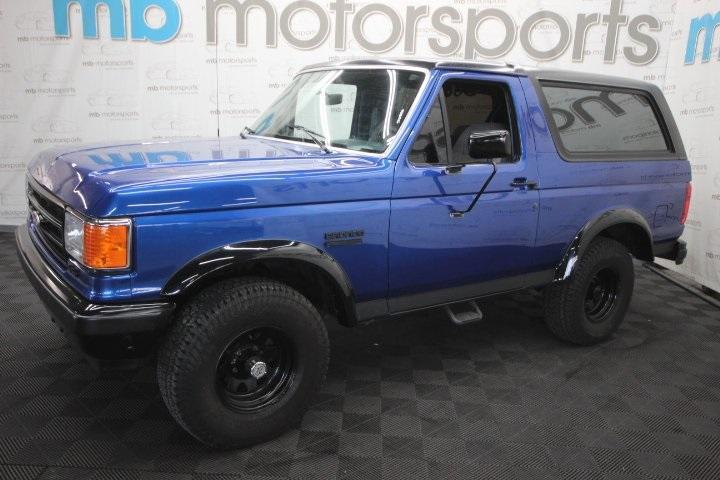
[157,277,329,448]
[544,237,634,345]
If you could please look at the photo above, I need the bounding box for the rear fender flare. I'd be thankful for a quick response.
[554,209,652,282]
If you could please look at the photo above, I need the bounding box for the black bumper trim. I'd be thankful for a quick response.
[16,224,174,338]
[653,239,687,265]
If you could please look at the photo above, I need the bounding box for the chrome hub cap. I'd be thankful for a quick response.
[249,360,268,380]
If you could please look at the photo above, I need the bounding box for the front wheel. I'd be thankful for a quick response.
[157,277,329,448]
[544,237,634,345]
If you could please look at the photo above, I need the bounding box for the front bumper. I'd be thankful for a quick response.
[15,224,174,359]
[654,239,687,265]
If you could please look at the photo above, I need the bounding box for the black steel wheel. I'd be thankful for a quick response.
[584,268,619,323]
[216,327,294,412]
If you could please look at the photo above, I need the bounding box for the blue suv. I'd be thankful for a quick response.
[16,59,691,447]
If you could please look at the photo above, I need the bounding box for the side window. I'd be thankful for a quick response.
[408,95,448,165]
[541,83,671,154]
[443,80,516,163]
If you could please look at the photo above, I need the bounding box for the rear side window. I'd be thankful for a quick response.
[541,83,671,155]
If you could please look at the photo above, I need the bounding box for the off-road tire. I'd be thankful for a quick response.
[544,237,634,345]
[157,277,329,448]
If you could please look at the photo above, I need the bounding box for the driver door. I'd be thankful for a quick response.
[388,72,544,312]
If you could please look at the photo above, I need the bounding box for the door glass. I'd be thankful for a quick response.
[442,80,515,163]
[408,95,448,165]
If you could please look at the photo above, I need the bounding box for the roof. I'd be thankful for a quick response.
[298,57,656,91]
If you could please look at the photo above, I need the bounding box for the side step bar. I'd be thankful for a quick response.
[444,300,483,325]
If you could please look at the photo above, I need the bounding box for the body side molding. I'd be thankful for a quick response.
[554,209,653,282]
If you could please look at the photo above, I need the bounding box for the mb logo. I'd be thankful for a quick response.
[685,11,720,64]
[53,0,181,43]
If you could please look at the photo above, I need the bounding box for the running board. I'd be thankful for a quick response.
[445,300,483,325]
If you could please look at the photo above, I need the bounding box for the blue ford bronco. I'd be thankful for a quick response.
[17,59,691,447]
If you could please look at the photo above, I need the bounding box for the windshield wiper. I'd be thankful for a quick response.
[240,126,255,139]
[287,124,331,154]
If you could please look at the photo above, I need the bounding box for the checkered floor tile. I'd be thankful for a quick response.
[1,231,719,479]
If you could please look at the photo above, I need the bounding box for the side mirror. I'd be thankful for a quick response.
[467,129,512,161]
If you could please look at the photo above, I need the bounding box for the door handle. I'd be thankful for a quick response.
[444,164,464,175]
[510,177,538,189]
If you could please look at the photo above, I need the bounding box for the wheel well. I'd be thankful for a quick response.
[244,259,352,325]
[172,258,354,327]
[597,223,653,261]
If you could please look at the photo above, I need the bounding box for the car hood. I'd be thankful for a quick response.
[28,136,393,217]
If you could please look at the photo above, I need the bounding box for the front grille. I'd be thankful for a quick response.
[28,182,67,263]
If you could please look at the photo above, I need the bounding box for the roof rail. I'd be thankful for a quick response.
[297,58,524,76]
[435,60,516,72]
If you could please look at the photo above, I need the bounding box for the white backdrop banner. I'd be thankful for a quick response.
[0,0,718,290]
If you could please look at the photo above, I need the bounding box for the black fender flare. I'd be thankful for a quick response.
[554,209,653,282]
[163,240,358,324]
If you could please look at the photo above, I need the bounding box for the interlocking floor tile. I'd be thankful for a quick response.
[0,231,718,479]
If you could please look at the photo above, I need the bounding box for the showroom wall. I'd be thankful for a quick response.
[0,0,718,290]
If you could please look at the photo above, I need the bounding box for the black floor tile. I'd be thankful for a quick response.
[0,231,719,479]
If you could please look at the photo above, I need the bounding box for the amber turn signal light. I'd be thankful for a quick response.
[83,222,130,269]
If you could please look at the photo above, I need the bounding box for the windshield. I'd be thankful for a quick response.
[251,68,426,154]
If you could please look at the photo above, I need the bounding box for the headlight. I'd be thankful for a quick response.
[64,210,85,262]
[64,210,131,269]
